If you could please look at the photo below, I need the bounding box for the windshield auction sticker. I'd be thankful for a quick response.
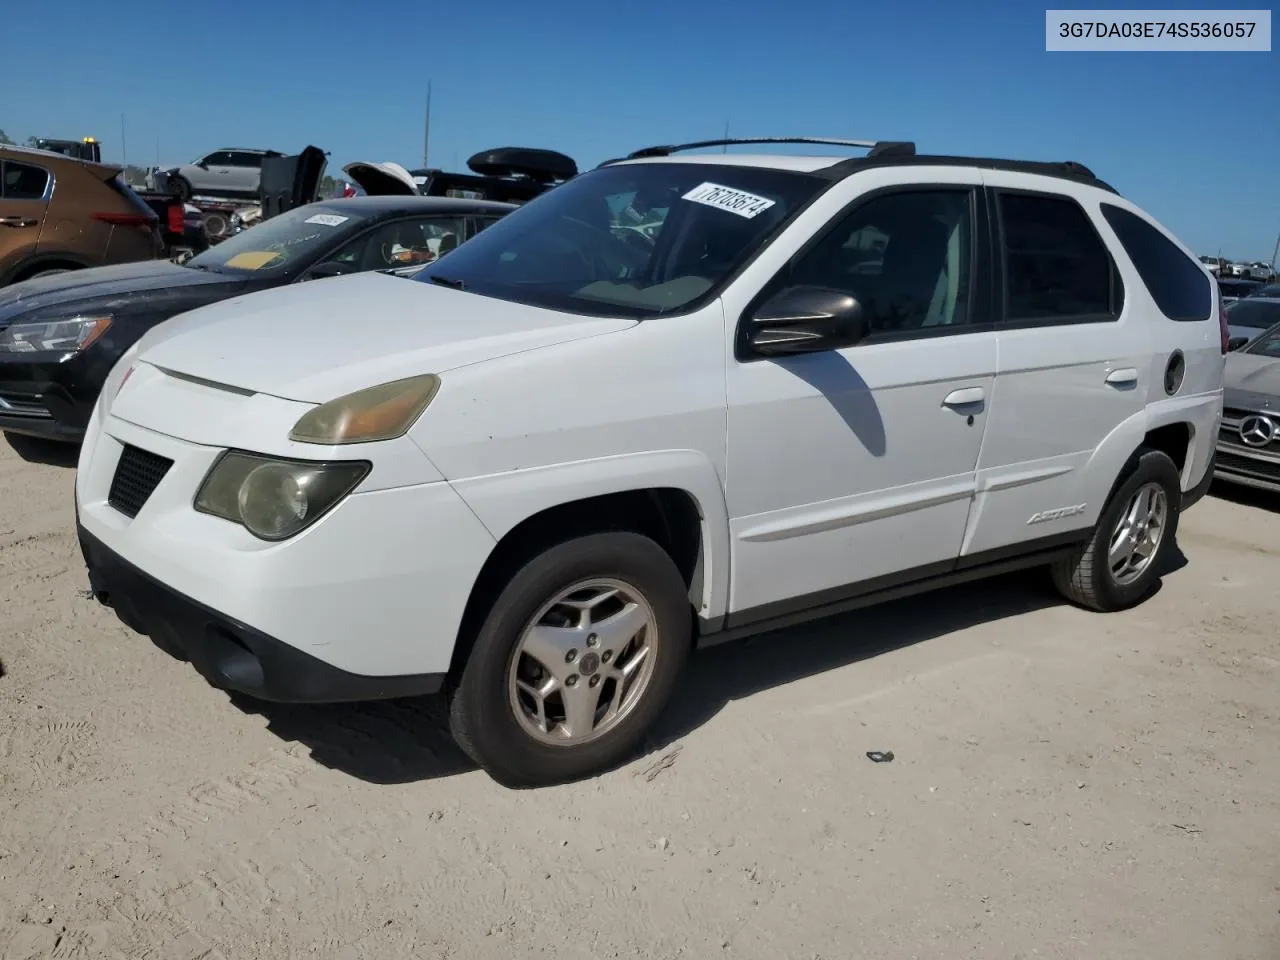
[682,182,776,219]
[304,214,349,227]
[223,251,284,270]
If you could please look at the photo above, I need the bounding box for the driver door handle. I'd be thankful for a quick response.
[942,386,985,407]
[0,217,37,227]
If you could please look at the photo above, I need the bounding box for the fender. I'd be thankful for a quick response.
[449,449,732,623]
[1142,388,1222,491]
[1078,388,1219,514]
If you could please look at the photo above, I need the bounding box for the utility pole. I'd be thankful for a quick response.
[1270,229,1279,272]
[120,113,127,170]
[423,81,432,168]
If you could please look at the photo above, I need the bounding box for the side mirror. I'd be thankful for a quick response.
[305,260,353,281]
[745,285,869,357]
[1228,335,1249,351]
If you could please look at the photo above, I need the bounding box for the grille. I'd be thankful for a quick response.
[108,445,174,519]
[1216,449,1280,483]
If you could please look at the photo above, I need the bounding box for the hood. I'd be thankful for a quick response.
[135,272,636,402]
[342,161,419,196]
[1224,352,1280,410]
[0,260,247,325]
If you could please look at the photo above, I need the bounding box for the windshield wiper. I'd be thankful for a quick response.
[427,274,466,290]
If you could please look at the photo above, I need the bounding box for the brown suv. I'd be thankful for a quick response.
[0,146,163,287]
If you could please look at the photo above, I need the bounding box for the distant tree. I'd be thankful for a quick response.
[0,129,14,145]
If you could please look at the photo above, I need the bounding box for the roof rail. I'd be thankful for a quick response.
[625,137,917,160]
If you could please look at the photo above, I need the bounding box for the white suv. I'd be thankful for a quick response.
[74,137,1226,787]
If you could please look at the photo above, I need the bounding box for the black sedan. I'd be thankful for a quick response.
[0,195,515,443]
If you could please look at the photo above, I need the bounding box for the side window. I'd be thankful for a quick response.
[1,161,51,200]
[1100,203,1211,322]
[998,191,1120,323]
[319,216,468,272]
[228,152,264,168]
[200,151,233,167]
[783,189,974,335]
[472,216,506,237]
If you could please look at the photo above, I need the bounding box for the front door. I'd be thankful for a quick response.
[0,158,51,281]
[723,174,997,624]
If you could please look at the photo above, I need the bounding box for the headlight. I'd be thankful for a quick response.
[289,374,440,445]
[194,451,370,541]
[0,314,112,354]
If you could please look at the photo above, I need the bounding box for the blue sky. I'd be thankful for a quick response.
[5,0,1277,260]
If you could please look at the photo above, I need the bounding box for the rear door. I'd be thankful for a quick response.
[0,158,51,281]
[227,151,264,193]
[963,175,1144,557]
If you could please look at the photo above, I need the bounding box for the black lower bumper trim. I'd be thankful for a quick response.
[77,524,445,703]
[1183,446,1217,509]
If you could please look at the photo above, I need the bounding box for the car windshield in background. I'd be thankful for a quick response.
[414,162,827,318]
[1226,298,1280,330]
[186,205,368,276]
[1220,279,1261,296]
[1249,284,1280,298]
[1244,323,1280,357]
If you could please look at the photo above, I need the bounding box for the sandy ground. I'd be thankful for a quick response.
[0,431,1278,960]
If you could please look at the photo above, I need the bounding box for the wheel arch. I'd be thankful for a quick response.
[1081,396,1212,526]
[2,252,91,286]
[448,451,731,683]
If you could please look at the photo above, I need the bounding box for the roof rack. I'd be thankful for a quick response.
[624,137,916,160]
[816,153,1118,194]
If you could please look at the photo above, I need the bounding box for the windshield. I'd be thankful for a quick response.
[414,162,828,317]
[1227,298,1280,330]
[1244,322,1280,356]
[186,204,368,276]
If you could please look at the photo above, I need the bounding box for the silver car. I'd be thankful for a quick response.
[1217,320,1280,493]
[1225,296,1280,348]
[159,148,283,202]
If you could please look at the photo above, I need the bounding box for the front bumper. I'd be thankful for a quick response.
[0,347,116,442]
[1214,441,1280,495]
[79,523,445,702]
[0,375,93,441]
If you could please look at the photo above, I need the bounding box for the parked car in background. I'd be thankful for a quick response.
[1200,254,1223,276]
[0,195,513,442]
[1247,262,1275,283]
[73,136,1223,787]
[1,145,163,288]
[1216,320,1280,493]
[157,148,285,202]
[1248,283,1280,299]
[1219,277,1263,303]
[1224,297,1280,348]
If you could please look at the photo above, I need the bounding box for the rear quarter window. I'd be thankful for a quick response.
[1100,203,1212,322]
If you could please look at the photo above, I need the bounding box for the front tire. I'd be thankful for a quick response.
[1051,447,1182,612]
[449,532,691,788]
[169,175,192,202]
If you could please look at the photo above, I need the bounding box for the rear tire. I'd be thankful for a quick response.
[449,532,691,788]
[1051,447,1181,612]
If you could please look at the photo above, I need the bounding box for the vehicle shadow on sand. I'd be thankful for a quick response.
[3,432,80,468]
[238,547,1188,787]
